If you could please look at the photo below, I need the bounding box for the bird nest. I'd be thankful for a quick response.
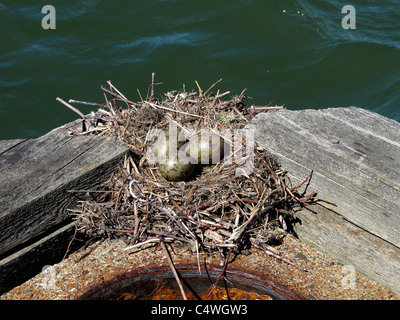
[59,78,320,266]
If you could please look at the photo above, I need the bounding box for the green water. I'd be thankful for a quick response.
[1,0,399,139]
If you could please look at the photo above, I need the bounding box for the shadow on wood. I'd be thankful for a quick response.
[0,120,128,293]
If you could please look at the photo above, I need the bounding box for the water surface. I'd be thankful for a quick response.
[1,0,399,139]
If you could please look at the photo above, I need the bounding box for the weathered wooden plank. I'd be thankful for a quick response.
[0,222,78,294]
[0,123,128,258]
[245,107,400,293]
[246,107,400,246]
[0,139,26,155]
[295,204,400,294]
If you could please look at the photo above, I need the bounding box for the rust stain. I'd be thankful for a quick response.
[77,262,307,300]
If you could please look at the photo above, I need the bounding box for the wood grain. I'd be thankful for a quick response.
[0,122,128,258]
[245,107,400,293]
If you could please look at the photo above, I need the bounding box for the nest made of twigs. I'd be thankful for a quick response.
[61,79,317,258]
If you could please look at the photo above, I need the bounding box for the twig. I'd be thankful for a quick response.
[157,206,198,242]
[132,200,150,243]
[250,238,307,272]
[171,200,188,216]
[204,78,222,96]
[62,223,78,260]
[227,206,260,242]
[255,105,284,110]
[68,99,106,108]
[102,92,114,116]
[146,230,195,245]
[107,80,128,101]
[133,201,139,239]
[214,91,230,99]
[137,88,144,103]
[311,197,336,206]
[203,242,237,249]
[101,86,142,107]
[56,97,92,128]
[160,240,187,300]
[195,80,205,102]
[205,247,233,299]
[195,241,201,275]
[74,239,104,264]
[124,237,174,251]
[250,105,284,114]
[265,99,281,108]
[227,192,280,243]
[148,101,202,118]
[284,184,309,206]
[258,155,278,180]
[291,170,313,192]
[150,72,155,102]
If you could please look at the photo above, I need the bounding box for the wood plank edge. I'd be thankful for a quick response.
[0,221,80,294]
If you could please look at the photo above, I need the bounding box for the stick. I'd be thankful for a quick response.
[146,230,195,245]
[205,247,233,299]
[124,237,174,251]
[214,91,230,99]
[265,99,281,108]
[137,88,144,103]
[160,240,187,300]
[56,97,92,128]
[291,170,313,192]
[284,184,309,206]
[195,80,205,101]
[133,201,139,238]
[195,241,201,275]
[62,223,78,260]
[101,86,142,107]
[252,106,284,111]
[107,80,128,101]
[171,200,188,215]
[250,238,307,272]
[158,206,198,242]
[68,99,106,108]
[204,78,222,96]
[150,72,155,102]
[311,196,336,206]
[258,155,278,180]
[148,102,202,118]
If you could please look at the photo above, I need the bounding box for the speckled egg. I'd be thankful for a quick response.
[186,132,226,164]
[158,156,196,181]
[152,130,187,161]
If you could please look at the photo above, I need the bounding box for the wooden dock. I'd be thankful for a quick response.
[245,107,400,294]
[0,119,128,293]
[1,106,399,295]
